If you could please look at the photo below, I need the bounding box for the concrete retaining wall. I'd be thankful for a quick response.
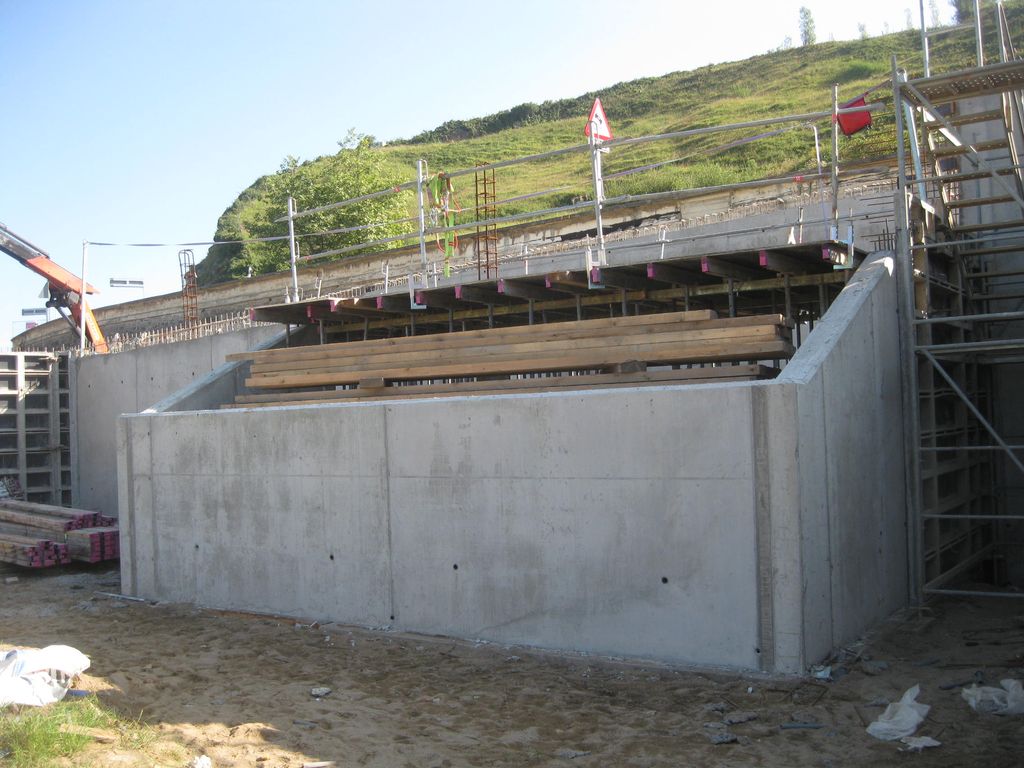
[117,253,906,673]
[72,325,280,516]
[770,253,907,666]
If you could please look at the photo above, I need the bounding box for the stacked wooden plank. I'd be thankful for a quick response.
[0,499,118,567]
[64,527,120,563]
[0,532,69,568]
[227,309,793,409]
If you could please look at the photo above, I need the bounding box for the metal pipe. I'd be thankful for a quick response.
[417,159,428,274]
[79,240,88,354]
[602,171,828,210]
[919,338,1024,353]
[921,349,1024,476]
[921,445,1024,451]
[439,104,884,181]
[287,196,299,302]
[279,181,417,222]
[811,126,829,240]
[925,588,1024,598]
[589,124,607,264]
[975,0,984,67]
[925,22,977,38]
[893,57,923,606]
[920,0,931,76]
[604,123,807,180]
[298,215,421,240]
[898,70,928,201]
[922,514,1024,519]
[831,85,840,239]
[593,104,886,154]
[916,310,1024,324]
[998,0,1008,63]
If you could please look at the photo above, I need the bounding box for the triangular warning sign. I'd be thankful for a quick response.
[584,98,613,141]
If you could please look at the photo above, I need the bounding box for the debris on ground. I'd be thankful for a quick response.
[723,710,757,725]
[810,665,832,681]
[0,644,90,707]
[900,735,941,751]
[865,684,929,741]
[554,747,591,759]
[1,569,1021,766]
[860,660,889,676]
[961,679,1024,715]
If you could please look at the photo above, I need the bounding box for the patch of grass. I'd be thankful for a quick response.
[0,697,154,768]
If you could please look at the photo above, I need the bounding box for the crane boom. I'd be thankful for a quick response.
[0,223,109,353]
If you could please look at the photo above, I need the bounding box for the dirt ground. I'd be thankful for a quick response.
[1,564,1023,768]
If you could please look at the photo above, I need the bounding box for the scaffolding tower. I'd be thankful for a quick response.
[178,248,200,328]
[474,165,498,280]
[895,4,1024,600]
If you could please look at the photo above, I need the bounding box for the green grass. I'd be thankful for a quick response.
[202,3,1024,283]
[0,696,155,768]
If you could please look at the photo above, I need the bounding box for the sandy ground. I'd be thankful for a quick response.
[1,564,1023,767]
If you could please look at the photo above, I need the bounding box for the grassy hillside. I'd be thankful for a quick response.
[200,9,1017,285]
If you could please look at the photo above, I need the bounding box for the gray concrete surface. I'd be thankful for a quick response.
[117,252,907,673]
[773,253,907,664]
[72,324,280,515]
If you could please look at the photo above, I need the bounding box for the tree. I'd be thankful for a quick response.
[201,131,412,284]
[799,7,816,46]
[905,8,914,30]
[858,22,869,39]
[929,0,941,27]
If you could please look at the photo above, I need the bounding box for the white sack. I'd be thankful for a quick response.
[0,645,91,707]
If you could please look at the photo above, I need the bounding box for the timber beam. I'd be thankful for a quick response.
[701,255,763,281]
[498,278,561,301]
[325,271,845,335]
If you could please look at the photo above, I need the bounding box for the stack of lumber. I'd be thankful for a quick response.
[227,309,793,409]
[64,527,120,563]
[0,533,69,568]
[0,499,119,567]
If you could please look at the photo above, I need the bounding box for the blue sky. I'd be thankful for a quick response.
[0,0,953,346]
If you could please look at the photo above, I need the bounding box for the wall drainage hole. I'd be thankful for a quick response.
[661,576,668,584]
[452,564,459,570]
[329,554,334,561]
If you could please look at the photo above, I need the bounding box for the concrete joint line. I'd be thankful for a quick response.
[382,406,396,624]
[751,387,775,672]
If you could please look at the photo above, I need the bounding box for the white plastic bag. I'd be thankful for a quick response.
[866,684,930,740]
[0,645,91,707]
[961,679,1024,715]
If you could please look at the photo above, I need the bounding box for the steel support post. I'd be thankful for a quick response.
[287,196,299,303]
[589,127,607,266]
[79,241,88,354]
[894,59,924,605]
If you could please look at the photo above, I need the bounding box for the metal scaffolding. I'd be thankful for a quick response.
[178,248,200,328]
[896,2,1024,600]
